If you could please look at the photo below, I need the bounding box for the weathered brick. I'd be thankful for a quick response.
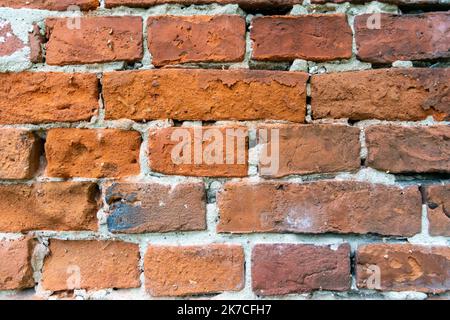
[106,0,301,10]
[0,238,36,290]
[105,182,206,233]
[356,244,450,293]
[147,15,245,66]
[0,182,99,232]
[29,24,44,63]
[0,72,98,124]
[251,14,353,61]
[45,16,143,65]
[0,129,41,180]
[366,125,450,173]
[144,245,244,296]
[149,126,248,177]
[258,124,360,177]
[217,181,422,236]
[312,0,444,4]
[0,19,24,57]
[45,129,141,178]
[355,12,450,63]
[311,68,450,121]
[0,0,98,10]
[42,240,141,291]
[103,69,308,122]
[425,185,450,237]
[252,244,351,295]
[105,0,302,10]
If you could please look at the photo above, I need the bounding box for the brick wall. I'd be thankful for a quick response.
[0,0,449,300]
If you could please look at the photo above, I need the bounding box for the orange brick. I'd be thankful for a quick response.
[149,126,248,177]
[42,240,141,291]
[357,244,450,293]
[147,15,245,66]
[0,182,99,232]
[45,129,141,178]
[144,244,244,296]
[45,16,143,65]
[103,69,307,122]
[218,181,422,236]
[0,238,36,290]
[258,124,360,177]
[0,72,98,124]
[251,14,352,61]
[0,129,41,179]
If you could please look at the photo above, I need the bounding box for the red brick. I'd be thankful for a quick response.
[251,14,353,61]
[105,182,206,233]
[366,125,450,173]
[149,126,248,177]
[0,182,99,232]
[29,24,44,63]
[0,0,98,10]
[0,19,24,57]
[42,240,141,291]
[103,69,308,122]
[356,244,450,293]
[147,15,245,66]
[0,72,98,124]
[106,0,301,10]
[425,185,450,237]
[144,244,244,296]
[355,12,450,63]
[311,68,450,121]
[252,244,351,295]
[45,129,141,178]
[258,124,360,177]
[0,238,36,290]
[217,181,422,236]
[45,16,143,65]
[312,0,444,4]
[0,129,41,180]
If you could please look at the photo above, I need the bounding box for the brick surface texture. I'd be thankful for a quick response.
[0,0,448,301]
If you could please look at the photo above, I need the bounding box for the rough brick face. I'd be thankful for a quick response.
[149,126,248,177]
[217,181,422,236]
[258,124,360,177]
[45,16,143,65]
[251,14,353,61]
[42,240,141,291]
[105,182,206,233]
[106,0,301,9]
[105,0,302,10]
[0,182,99,232]
[252,244,351,295]
[0,0,98,10]
[0,72,98,124]
[103,69,308,122]
[45,129,141,178]
[147,15,246,66]
[0,129,41,180]
[0,238,36,290]
[425,185,450,236]
[311,68,450,121]
[144,245,244,296]
[356,244,450,293]
[366,125,450,173]
[355,12,450,63]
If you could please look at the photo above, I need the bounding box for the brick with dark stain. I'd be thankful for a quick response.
[106,182,206,233]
